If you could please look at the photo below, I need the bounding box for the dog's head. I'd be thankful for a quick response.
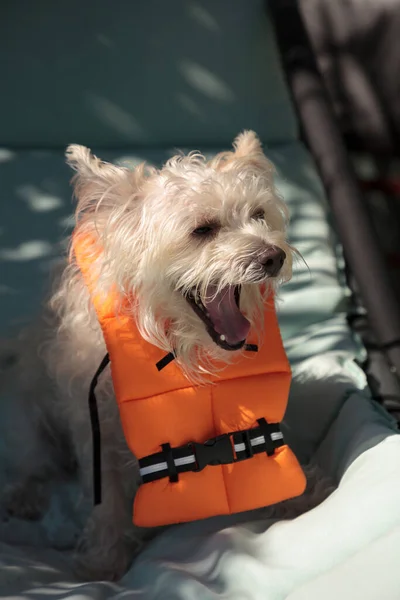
[66,131,293,379]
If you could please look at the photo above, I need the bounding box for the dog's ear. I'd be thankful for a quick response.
[208,130,273,175]
[232,130,263,157]
[66,145,127,193]
[232,130,273,173]
[65,145,145,217]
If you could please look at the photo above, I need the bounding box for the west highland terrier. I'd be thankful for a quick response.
[0,131,331,581]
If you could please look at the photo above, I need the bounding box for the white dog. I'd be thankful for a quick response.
[0,131,331,581]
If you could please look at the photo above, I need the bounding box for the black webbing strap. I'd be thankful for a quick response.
[161,442,179,483]
[88,353,110,505]
[245,344,258,352]
[156,352,176,371]
[139,420,284,484]
[257,417,276,456]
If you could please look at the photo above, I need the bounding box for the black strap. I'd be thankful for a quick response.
[156,352,175,371]
[237,429,254,459]
[161,442,179,483]
[88,353,110,505]
[257,418,275,456]
[245,344,258,352]
[139,420,284,484]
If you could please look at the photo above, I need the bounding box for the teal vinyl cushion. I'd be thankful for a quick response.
[0,0,296,148]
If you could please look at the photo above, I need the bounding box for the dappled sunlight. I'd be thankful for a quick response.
[85,94,148,140]
[58,214,75,230]
[116,155,147,169]
[0,558,79,596]
[291,243,336,265]
[282,313,357,360]
[0,148,15,163]
[28,590,74,596]
[156,547,225,582]
[0,240,54,261]
[176,93,206,120]
[220,404,255,434]
[286,267,314,288]
[0,151,89,336]
[0,559,63,581]
[179,60,234,103]
[187,2,220,33]
[113,588,150,598]
[17,185,64,213]
[41,582,91,590]
[96,33,113,48]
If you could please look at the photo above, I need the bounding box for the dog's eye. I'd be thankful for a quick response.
[252,209,265,221]
[192,224,218,237]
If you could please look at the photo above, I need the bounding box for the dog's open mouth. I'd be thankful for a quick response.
[186,285,251,351]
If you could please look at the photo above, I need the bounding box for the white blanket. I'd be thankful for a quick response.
[1,434,399,600]
[1,352,399,600]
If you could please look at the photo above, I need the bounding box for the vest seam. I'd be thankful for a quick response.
[118,370,291,405]
[209,385,231,514]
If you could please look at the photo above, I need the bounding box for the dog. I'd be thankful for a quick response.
[0,131,332,581]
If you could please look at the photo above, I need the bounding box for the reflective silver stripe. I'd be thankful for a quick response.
[233,432,283,453]
[140,462,167,477]
[176,455,196,467]
[253,432,283,444]
[139,432,284,477]
[140,454,196,477]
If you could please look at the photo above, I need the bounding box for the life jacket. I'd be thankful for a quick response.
[74,233,306,528]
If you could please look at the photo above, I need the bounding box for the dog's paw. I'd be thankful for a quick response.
[1,480,49,521]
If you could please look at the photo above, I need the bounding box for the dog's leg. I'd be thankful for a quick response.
[2,476,51,522]
[69,384,143,582]
[74,467,139,582]
[0,339,60,522]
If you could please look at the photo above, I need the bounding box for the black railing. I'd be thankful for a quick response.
[268,0,400,410]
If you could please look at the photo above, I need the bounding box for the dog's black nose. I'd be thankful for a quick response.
[259,246,286,277]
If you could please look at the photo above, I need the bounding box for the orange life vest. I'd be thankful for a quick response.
[74,234,306,528]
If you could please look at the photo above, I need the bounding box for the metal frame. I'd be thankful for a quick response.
[267,0,400,413]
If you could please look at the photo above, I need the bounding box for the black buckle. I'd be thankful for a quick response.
[191,434,234,471]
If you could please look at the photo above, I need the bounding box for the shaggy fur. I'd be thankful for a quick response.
[0,131,331,582]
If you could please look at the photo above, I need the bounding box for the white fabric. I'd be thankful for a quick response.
[288,526,400,600]
[1,435,399,599]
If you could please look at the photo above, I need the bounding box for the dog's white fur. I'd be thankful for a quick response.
[0,132,331,582]
[53,130,293,381]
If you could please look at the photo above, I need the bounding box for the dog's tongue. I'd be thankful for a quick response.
[204,286,250,346]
